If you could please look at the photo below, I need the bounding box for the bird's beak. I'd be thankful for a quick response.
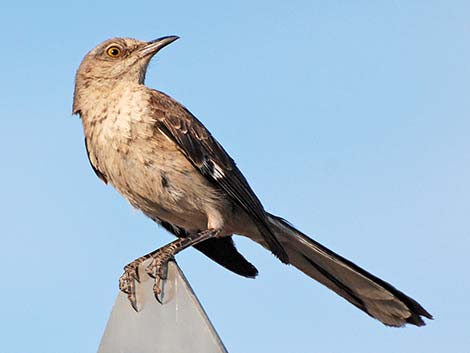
[139,35,180,57]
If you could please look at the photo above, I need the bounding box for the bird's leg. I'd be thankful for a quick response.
[119,228,220,311]
[146,228,220,304]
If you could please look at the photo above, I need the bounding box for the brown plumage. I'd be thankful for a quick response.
[73,36,432,326]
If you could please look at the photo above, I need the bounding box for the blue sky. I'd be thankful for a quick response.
[1,1,469,352]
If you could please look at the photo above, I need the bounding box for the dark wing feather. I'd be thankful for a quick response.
[149,90,288,263]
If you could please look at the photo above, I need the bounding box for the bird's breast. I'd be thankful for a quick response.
[82,95,224,231]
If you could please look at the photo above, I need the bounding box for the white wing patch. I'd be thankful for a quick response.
[212,162,225,180]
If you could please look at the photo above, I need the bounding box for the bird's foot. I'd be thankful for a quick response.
[119,260,145,311]
[119,229,219,310]
[145,249,175,304]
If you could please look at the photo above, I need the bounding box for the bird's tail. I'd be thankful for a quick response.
[263,213,432,327]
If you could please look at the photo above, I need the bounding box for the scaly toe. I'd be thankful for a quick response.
[153,278,164,304]
[119,263,142,311]
[147,259,170,304]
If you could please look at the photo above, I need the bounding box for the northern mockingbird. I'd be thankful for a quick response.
[73,36,432,327]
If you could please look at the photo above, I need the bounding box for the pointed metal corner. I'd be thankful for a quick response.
[98,260,228,353]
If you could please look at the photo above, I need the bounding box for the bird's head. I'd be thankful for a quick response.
[73,36,179,114]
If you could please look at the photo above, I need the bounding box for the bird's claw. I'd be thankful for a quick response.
[145,255,171,304]
[119,262,142,311]
[154,279,164,304]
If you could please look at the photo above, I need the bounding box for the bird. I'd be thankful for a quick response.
[73,35,432,327]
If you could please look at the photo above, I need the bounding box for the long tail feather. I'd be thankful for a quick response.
[265,214,432,327]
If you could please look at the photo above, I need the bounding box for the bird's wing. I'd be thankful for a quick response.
[149,90,288,263]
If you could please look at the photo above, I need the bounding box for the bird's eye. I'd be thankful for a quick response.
[106,46,122,58]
